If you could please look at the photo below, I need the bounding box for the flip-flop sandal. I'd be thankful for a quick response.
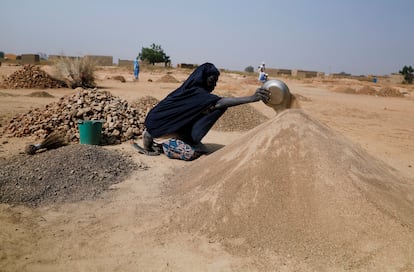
[130,141,161,156]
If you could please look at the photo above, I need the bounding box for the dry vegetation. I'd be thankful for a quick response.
[52,56,96,88]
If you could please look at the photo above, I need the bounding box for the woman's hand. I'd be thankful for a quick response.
[214,88,270,109]
[253,87,270,103]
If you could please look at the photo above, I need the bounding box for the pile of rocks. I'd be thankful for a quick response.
[4,88,159,144]
[1,65,67,89]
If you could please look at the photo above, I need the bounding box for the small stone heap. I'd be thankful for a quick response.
[5,88,159,144]
[1,65,67,89]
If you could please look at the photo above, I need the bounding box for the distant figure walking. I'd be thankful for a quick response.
[258,61,268,83]
[134,57,140,80]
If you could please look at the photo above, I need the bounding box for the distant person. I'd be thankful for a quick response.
[133,57,140,80]
[258,61,268,83]
[140,62,270,161]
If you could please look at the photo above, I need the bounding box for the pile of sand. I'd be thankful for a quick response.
[26,91,54,98]
[212,104,269,132]
[357,85,377,95]
[378,86,404,97]
[168,110,414,269]
[156,74,179,83]
[333,86,356,94]
[335,85,404,97]
[109,75,126,83]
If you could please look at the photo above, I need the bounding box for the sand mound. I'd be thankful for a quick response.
[0,92,18,97]
[26,91,54,98]
[378,86,404,97]
[156,74,179,83]
[212,104,269,132]
[333,86,356,94]
[110,75,126,82]
[357,85,377,95]
[168,110,414,269]
[335,85,404,98]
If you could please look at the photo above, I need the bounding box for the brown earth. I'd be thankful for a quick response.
[0,64,413,271]
[167,110,414,270]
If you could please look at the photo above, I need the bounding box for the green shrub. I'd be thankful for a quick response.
[244,66,254,73]
[139,43,170,66]
[399,65,413,84]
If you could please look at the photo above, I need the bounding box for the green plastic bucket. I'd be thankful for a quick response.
[77,120,103,145]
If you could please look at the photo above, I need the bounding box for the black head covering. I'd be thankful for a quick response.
[144,63,221,138]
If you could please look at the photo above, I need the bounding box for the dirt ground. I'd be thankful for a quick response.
[0,65,413,271]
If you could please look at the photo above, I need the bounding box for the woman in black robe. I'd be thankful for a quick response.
[143,62,269,160]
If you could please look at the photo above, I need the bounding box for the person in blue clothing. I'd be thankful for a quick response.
[258,61,268,82]
[142,62,270,160]
[133,57,140,80]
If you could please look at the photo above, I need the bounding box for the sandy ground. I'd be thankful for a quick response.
[0,65,413,271]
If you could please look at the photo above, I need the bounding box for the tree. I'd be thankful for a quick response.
[245,66,254,73]
[399,65,413,84]
[138,43,170,66]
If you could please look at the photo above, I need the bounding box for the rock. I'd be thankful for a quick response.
[4,89,159,145]
[0,65,67,89]
[125,127,134,138]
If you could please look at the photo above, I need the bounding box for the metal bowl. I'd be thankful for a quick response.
[262,79,291,111]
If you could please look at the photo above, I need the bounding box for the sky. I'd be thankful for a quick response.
[1,0,413,76]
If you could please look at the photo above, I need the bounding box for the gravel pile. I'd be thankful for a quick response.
[0,65,67,89]
[4,89,159,144]
[213,104,269,131]
[0,144,145,206]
